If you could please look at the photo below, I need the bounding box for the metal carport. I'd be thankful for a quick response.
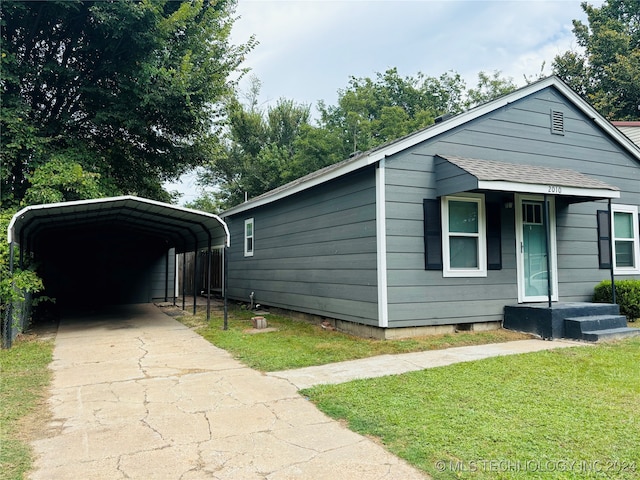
[4,196,229,347]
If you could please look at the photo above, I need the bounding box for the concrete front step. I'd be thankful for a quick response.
[504,302,621,340]
[564,314,628,340]
[582,327,640,342]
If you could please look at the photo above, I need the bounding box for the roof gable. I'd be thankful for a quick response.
[222,76,640,217]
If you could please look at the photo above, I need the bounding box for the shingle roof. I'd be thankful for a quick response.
[438,155,620,191]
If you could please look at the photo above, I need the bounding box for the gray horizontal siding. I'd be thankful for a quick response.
[225,167,380,326]
[384,85,640,327]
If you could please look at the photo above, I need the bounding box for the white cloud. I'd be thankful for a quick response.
[230,0,597,110]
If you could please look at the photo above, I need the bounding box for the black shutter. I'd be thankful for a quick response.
[423,199,442,270]
[486,202,502,270]
[596,210,611,269]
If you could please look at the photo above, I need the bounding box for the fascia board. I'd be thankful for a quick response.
[476,180,621,199]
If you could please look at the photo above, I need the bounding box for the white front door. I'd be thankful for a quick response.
[515,194,559,303]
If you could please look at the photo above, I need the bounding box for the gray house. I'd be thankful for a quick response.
[221,77,640,339]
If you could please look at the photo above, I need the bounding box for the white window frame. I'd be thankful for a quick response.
[612,204,640,274]
[244,218,254,257]
[441,194,487,277]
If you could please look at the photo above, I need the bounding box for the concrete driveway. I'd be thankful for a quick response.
[29,304,426,480]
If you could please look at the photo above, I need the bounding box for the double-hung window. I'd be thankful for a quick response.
[612,205,640,273]
[244,218,254,257]
[441,194,487,277]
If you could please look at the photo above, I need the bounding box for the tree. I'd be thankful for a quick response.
[317,68,467,154]
[553,0,640,120]
[1,0,255,207]
[0,1,254,328]
[192,68,522,211]
[22,156,104,205]
[466,71,518,108]
[195,93,313,210]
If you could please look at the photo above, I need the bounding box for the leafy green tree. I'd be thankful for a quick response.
[196,93,312,210]
[1,1,253,330]
[22,156,104,205]
[191,68,520,211]
[317,68,467,154]
[466,71,518,108]
[553,0,640,119]
[1,0,254,207]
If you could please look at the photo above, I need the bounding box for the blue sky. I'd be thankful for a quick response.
[169,0,600,203]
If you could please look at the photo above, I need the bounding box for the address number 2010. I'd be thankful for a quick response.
[548,185,562,193]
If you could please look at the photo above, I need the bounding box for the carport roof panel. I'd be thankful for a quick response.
[8,196,229,252]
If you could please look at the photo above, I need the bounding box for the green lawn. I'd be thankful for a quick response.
[179,306,531,371]
[0,336,54,480]
[303,337,640,479]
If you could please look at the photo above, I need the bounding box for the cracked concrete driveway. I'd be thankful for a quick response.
[29,304,426,480]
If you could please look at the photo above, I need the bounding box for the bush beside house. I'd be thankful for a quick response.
[594,280,640,321]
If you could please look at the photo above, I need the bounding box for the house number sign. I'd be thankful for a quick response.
[547,185,562,194]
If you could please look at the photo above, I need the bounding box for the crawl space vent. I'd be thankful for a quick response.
[551,110,564,135]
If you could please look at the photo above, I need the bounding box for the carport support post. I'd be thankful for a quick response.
[181,252,186,311]
[223,245,228,330]
[206,241,212,321]
[164,249,169,302]
[193,249,198,315]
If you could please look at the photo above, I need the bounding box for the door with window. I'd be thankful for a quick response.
[515,195,558,303]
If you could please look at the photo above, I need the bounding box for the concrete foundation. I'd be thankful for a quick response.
[267,306,501,339]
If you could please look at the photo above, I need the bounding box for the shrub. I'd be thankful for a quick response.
[593,279,640,321]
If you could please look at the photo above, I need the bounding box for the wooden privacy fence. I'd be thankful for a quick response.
[177,247,224,298]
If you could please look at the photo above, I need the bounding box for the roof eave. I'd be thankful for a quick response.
[476,180,620,199]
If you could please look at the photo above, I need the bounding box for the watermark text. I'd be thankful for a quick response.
[434,459,637,474]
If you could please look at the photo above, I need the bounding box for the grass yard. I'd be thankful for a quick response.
[177,306,531,371]
[0,335,53,480]
[303,337,640,479]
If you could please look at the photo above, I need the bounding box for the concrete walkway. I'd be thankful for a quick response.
[29,304,426,480]
[268,338,582,389]
[29,304,582,479]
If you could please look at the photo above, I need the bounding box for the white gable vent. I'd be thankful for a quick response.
[551,109,564,135]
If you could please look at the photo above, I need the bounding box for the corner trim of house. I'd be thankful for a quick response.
[376,158,389,328]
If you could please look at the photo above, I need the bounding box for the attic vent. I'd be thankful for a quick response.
[551,110,564,135]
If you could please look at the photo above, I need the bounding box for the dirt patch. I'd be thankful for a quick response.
[16,392,59,443]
